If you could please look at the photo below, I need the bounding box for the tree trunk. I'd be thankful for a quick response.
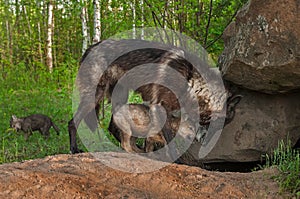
[163,0,168,29]
[46,1,54,73]
[177,0,185,33]
[81,0,89,54]
[196,1,204,41]
[93,0,101,44]
[35,1,43,65]
[204,0,213,48]
[132,0,136,39]
[141,0,144,39]
[37,22,43,64]
[5,20,13,65]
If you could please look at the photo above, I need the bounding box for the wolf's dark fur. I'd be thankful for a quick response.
[68,39,241,154]
[10,114,60,139]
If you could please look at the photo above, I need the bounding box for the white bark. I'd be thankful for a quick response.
[164,1,168,30]
[81,1,89,54]
[37,22,43,64]
[141,0,144,39]
[5,20,10,51]
[46,1,54,73]
[23,5,32,36]
[5,20,12,64]
[93,0,101,44]
[132,0,136,39]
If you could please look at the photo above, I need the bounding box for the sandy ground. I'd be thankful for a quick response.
[0,152,290,199]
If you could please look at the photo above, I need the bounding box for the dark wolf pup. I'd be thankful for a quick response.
[10,114,60,140]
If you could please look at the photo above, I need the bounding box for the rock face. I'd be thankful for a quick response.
[209,0,300,164]
[218,0,300,93]
[201,87,300,163]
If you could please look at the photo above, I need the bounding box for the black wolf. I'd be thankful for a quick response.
[10,114,60,139]
[68,39,241,154]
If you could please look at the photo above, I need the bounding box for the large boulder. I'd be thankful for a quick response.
[201,88,300,163]
[218,0,300,94]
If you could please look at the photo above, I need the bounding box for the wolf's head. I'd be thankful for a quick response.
[10,115,22,132]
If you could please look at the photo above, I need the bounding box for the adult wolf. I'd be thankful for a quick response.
[68,39,240,154]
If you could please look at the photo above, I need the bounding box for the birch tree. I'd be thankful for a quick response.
[35,0,43,64]
[5,17,13,65]
[141,0,144,39]
[0,0,248,71]
[81,0,89,54]
[132,0,136,39]
[46,0,54,72]
[93,0,101,44]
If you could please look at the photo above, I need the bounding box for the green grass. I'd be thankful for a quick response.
[263,140,300,197]
[0,65,76,163]
[0,64,146,164]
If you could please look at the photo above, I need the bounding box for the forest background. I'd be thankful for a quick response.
[0,0,247,163]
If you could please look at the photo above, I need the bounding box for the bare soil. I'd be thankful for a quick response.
[0,152,291,198]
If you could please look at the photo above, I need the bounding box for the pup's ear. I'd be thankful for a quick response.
[11,115,18,121]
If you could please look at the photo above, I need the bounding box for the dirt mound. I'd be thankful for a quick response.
[0,152,289,198]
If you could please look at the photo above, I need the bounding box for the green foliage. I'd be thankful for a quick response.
[263,140,300,197]
[128,90,143,104]
[0,0,248,68]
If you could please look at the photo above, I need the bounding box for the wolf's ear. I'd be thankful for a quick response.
[225,95,242,124]
[227,95,242,108]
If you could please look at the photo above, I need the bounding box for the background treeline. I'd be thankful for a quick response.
[0,0,247,73]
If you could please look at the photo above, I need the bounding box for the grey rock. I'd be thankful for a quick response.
[219,0,300,93]
[201,88,300,163]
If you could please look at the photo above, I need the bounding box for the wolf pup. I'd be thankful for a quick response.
[109,103,197,153]
[108,103,166,153]
[10,114,60,140]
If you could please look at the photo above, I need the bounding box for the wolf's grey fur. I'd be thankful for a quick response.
[68,39,241,154]
[10,114,60,140]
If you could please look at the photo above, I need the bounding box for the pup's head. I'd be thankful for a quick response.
[10,115,22,132]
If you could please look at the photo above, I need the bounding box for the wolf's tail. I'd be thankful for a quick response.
[83,103,101,132]
[51,121,60,135]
